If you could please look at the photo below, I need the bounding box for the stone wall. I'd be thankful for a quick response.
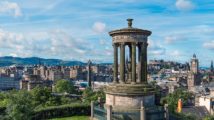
[106,93,155,108]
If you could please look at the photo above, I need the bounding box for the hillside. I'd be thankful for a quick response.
[0,56,86,66]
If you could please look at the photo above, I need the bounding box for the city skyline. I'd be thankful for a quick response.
[0,0,213,66]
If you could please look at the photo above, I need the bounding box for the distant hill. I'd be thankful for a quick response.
[0,56,86,66]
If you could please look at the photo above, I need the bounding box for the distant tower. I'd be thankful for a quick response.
[187,73,197,90]
[211,61,213,73]
[188,54,200,91]
[190,54,199,74]
[87,60,92,87]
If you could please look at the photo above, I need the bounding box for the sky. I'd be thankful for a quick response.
[0,0,213,66]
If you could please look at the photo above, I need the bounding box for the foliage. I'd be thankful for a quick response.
[0,90,19,107]
[203,115,214,120]
[0,93,9,107]
[160,88,193,112]
[6,90,34,120]
[33,103,90,119]
[171,112,197,120]
[49,116,89,120]
[0,85,87,120]
[31,87,52,107]
[54,79,76,94]
[31,87,80,109]
[82,87,105,103]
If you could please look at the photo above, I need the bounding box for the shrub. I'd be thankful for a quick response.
[0,107,6,115]
[6,90,34,120]
[33,103,90,120]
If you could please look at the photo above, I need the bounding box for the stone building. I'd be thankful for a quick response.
[20,74,52,91]
[187,54,202,91]
[48,69,63,82]
[70,66,87,80]
[62,67,70,80]
[208,61,214,82]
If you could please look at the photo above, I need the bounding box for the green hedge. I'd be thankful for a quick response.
[33,103,90,120]
[0,107,6,115]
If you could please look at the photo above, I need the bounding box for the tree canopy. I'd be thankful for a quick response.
[161,88,193,112]
[54,79,76,94]
[6,90,34,120]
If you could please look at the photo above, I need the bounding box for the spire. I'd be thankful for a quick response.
[211,60,214,73]
[193,54,196,58]
[88,59,92,65]
[87,59,92,88]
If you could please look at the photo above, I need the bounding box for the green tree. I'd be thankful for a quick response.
[161,88,193,112]
[6,90,34,120]
[82,87,105,103]
[204,115,214,120]
[54,79,76,94]
[31,87,54,108]
[0,92,9,107]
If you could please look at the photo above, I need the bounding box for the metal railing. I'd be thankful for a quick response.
[91,101,169,120]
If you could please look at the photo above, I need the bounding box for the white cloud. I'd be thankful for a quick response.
[169,50,182,57]
[175,0,195,11]
[99,39,108,45]
[164,35,185,44]
[0,1,22,17]
[0,28,94,60]
[9,53,18,57]
[92,22,106,33]
[148,39,166,56]
[203,41,214,50]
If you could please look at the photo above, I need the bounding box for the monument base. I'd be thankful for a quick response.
[104,83,155,120]
[105,83,155,108]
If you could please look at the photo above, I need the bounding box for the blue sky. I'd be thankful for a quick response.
[0,0,213,66]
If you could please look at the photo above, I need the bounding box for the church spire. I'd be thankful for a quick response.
[211,60,214,73]
[193,53,196,59]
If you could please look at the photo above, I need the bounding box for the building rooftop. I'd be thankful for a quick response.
[182,106,210,119]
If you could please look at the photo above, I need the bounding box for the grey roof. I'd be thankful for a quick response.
[182,106,209,119]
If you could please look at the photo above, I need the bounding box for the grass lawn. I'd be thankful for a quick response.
[49,116,89,120]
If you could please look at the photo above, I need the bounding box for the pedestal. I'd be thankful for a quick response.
[105,84,155,120]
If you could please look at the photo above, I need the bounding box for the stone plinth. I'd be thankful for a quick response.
[105,84,155,109]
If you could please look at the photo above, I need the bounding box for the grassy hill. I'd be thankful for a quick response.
[0,56,86,66]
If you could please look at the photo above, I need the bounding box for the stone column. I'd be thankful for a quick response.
[141,42,148,83]
[113,44,118,83]
[140,106,146,120]
[164,104,169,120]
[120,43,125,84]
[128,45,132,83]
[131,43,136,84]
[138,43,142,83]
[87,60,92,87]
[91,101,94,119]
[107,105,112,120]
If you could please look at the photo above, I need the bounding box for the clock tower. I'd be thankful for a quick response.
[188,54,200,91]
[190,54,199,74]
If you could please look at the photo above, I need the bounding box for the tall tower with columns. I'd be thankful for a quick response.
[211,60,213,73]
[87,60,92,88]
[105,19,155,115]
[111,18,150,84]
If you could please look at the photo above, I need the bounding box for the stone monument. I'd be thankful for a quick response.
[87,60,92,87]
[105,19,155,111]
